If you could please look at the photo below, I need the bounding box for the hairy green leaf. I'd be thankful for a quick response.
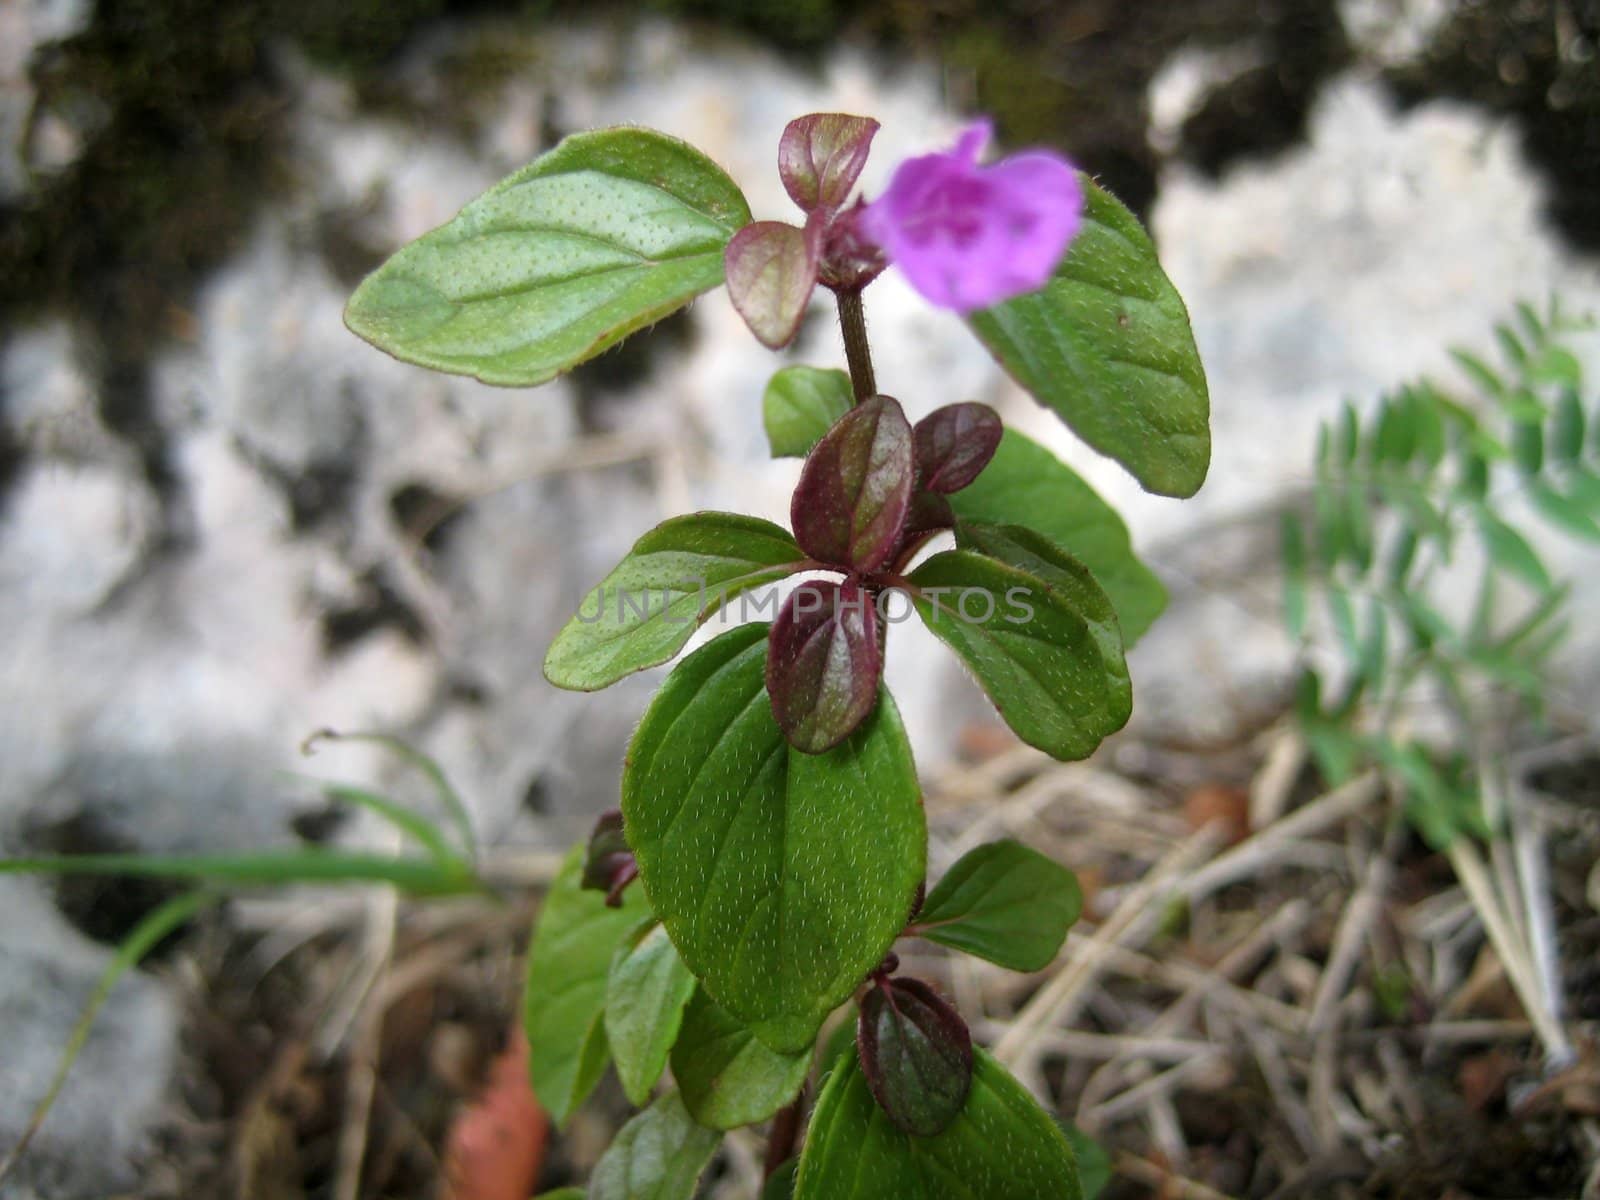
[671,988,811,1130]
[544,513,804,691]
[949,430,1166,644]
[523,847,650,1124]
[622,624,924,1053]
[914,528,1131,761]
[346,128,750,386]
[588,1090,721,1200]
[763,366,854,458]
[913,840,1082,972]
[794,1051,1082,1200]
[1062,1125,1112,1199]
[967,177,1209,498]
[607,923,697,1106]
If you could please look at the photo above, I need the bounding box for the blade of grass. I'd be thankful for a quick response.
[303,730,477,862]
[0,851,482,896]
[282,773,465,871]
[0,890,220,1185]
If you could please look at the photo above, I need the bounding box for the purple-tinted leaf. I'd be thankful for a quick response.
[766,577,882,754]
[817,200,887,293]
[779,113,880,213]
[903,491,956,540]
[581,810,637,906]
[725,220,820,349]
[914,403,1003,494]
[857,977,973,1137]
[791,396,915,571]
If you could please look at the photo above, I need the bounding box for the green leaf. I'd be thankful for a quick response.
[1511,418,1544,474]
[915,528,1131,761]
[1381,743,1480,850]
[967,177,1210,498]
[622,624,925,1053]
[948,430,1167,644]
[345,127,750,386]
[607,923,698,1107]
[1494,321,1529,368]
[1061,1125,1112,1199]
[523,846,651,1124]
[1337,401,1361,465]
[543,513,804,691]
[1386,524,1419,585]
[1530,344,1582,388]
[1552,389,1585,461]
[763,366,854,458]
[534,1190,586,1200]
[817,1006,860,1079]
[1358,594,1388,686]
[1281,513,1308,640]
[1530,480,1600,541]
[1475,510,1552,592]
[1451,348,1506,399]
[1457,450,1491,502]
[588,1090,722,1200]
[1327,586,1359,665]
[794,1051,1082,1200]
[912,839,1082,972]
[764,1159,800,1200]
[670,988,811,1130]
[1409,387,1448,467]
[1373,395,1417,464]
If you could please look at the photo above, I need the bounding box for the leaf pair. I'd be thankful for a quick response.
[763,371,1167,646]
[768,395,1004,753]
[795,1051,1083,1199]
[621,623,925,1056]
[726,115,881,348]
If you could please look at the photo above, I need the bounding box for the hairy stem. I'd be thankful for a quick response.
[835,289,876,402]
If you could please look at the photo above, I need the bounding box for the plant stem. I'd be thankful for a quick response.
[764,1089,807,1180]
[835,289,876,402]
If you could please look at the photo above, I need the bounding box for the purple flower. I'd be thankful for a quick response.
[861,120,1084,313]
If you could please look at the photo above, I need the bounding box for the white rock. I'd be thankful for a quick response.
[0,879,178,1199]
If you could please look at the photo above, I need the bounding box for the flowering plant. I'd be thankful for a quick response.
[343,112,1210,1197]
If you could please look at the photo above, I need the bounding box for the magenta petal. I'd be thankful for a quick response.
[951,119,993,164]
[859,123,1085,313]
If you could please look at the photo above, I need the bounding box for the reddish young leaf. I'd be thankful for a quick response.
[444,1030,549,1200]
[857,977,973,1137]
[914,403,1003,494]
[766,577,883,754]
[791,396,914,572]
[580,810,637,906]
[779,113,880,213]
[725,220,820,349]
[902,491,956,540]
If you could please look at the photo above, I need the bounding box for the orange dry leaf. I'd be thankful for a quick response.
[443,1029,549,1200]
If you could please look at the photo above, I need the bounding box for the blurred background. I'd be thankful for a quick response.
[2,1,1598,1197]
